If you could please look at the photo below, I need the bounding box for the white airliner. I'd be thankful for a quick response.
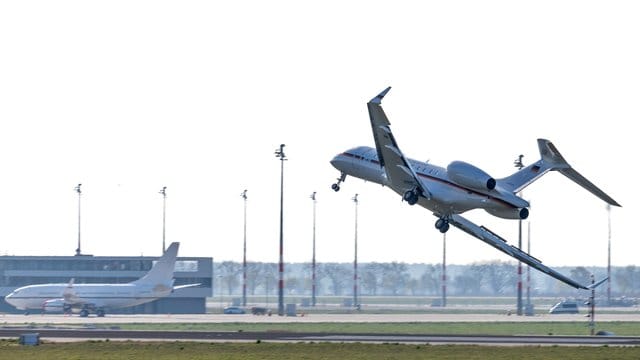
[4,242,198,317]
[330,87,620,290]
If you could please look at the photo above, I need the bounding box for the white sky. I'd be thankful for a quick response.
[0,1,637,268]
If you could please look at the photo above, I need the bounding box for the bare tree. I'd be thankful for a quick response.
[420,264,440,295]
[381,262,409,295]
[319,263,350,295]
[454,264,483,295]
[480,261,517,295]
[614,265,640,296]
[217,261,241,295]
[361,263,382,295]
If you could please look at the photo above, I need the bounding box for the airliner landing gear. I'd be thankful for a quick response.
[331,172,346,192]
[97,309,105,317]
[79,309,89,317]
[403,189,420,205]
[435,217,450,233]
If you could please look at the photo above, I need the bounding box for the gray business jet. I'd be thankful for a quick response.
[330,87,620,290]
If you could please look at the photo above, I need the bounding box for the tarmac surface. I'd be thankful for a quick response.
[2,312,640,324]
[2,327,640,346]
[2,312,639,345]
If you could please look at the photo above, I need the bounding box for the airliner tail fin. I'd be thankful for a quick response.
[133,242,179,287]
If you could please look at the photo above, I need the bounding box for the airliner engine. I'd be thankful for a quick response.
[485,206,529,220]
[447,161,496,191]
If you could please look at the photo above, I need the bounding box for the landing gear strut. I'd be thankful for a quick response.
[435,217,450,233]
[331,172,346,192]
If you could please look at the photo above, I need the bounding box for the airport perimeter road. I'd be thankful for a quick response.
[1,328,640,346]
[1,313,640,324]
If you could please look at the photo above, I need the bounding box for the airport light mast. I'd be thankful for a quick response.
[275,144,287,316]
[526,221,532,314]
[442,232,447,307]
[159,186,167,254]
[310,191,317,307]
[241,189,248,308]
[352,193,359,309]
[607,204,612,306]
[514,154,524,316]
[588,274,596,335]
[74,183,82,256]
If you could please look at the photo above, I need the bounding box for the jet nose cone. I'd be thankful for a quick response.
[4,293,15,305]
[330,153,351,172]
[330,156,339,169]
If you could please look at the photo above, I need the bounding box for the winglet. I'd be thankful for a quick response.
[369,87,392,104]
[587,277,608,290]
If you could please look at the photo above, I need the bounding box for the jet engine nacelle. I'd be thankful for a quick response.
[485,207,529,220]
[42,298,69,313]
[447,161,496,191]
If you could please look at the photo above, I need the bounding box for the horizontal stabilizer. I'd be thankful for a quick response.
[558,167,620,207]
[538,139,620,207]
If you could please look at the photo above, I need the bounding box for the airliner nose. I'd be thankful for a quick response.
[330,153,352,172]
[4,292,16,306]
[330,155,339,169]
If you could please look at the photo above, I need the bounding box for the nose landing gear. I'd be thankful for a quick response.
[331,172,346,192]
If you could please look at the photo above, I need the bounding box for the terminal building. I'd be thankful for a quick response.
[0,252,212,314]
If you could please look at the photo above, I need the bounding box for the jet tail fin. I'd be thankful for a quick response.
[498,139,620,207]
[132,242,179,287]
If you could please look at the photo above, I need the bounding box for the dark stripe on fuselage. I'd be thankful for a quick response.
[342,151,518,209]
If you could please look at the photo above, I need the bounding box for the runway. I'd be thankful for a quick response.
[1,328,639,346]
[1,312,640,324]
[1,312,639,345]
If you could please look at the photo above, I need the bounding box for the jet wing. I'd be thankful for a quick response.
[447,214,589,290]
[367,87,431,199]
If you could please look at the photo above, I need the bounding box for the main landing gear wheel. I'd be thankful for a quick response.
[80,309,89,317]
[435,218,450,233]
[97,309,105,317]
[331,172,346,192]
[403,189,419,205]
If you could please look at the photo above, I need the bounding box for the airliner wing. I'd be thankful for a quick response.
[367,87,431,199]
[447,214,589,290]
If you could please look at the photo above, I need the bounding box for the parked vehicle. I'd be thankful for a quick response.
[223,306,245,314]
[549,300,579,314]
[251,306,269,315]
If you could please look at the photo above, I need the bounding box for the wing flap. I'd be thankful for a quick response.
[448,214,589,289]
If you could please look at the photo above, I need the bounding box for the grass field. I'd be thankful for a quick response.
[1,340,640,360]
[80,321,640,336]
